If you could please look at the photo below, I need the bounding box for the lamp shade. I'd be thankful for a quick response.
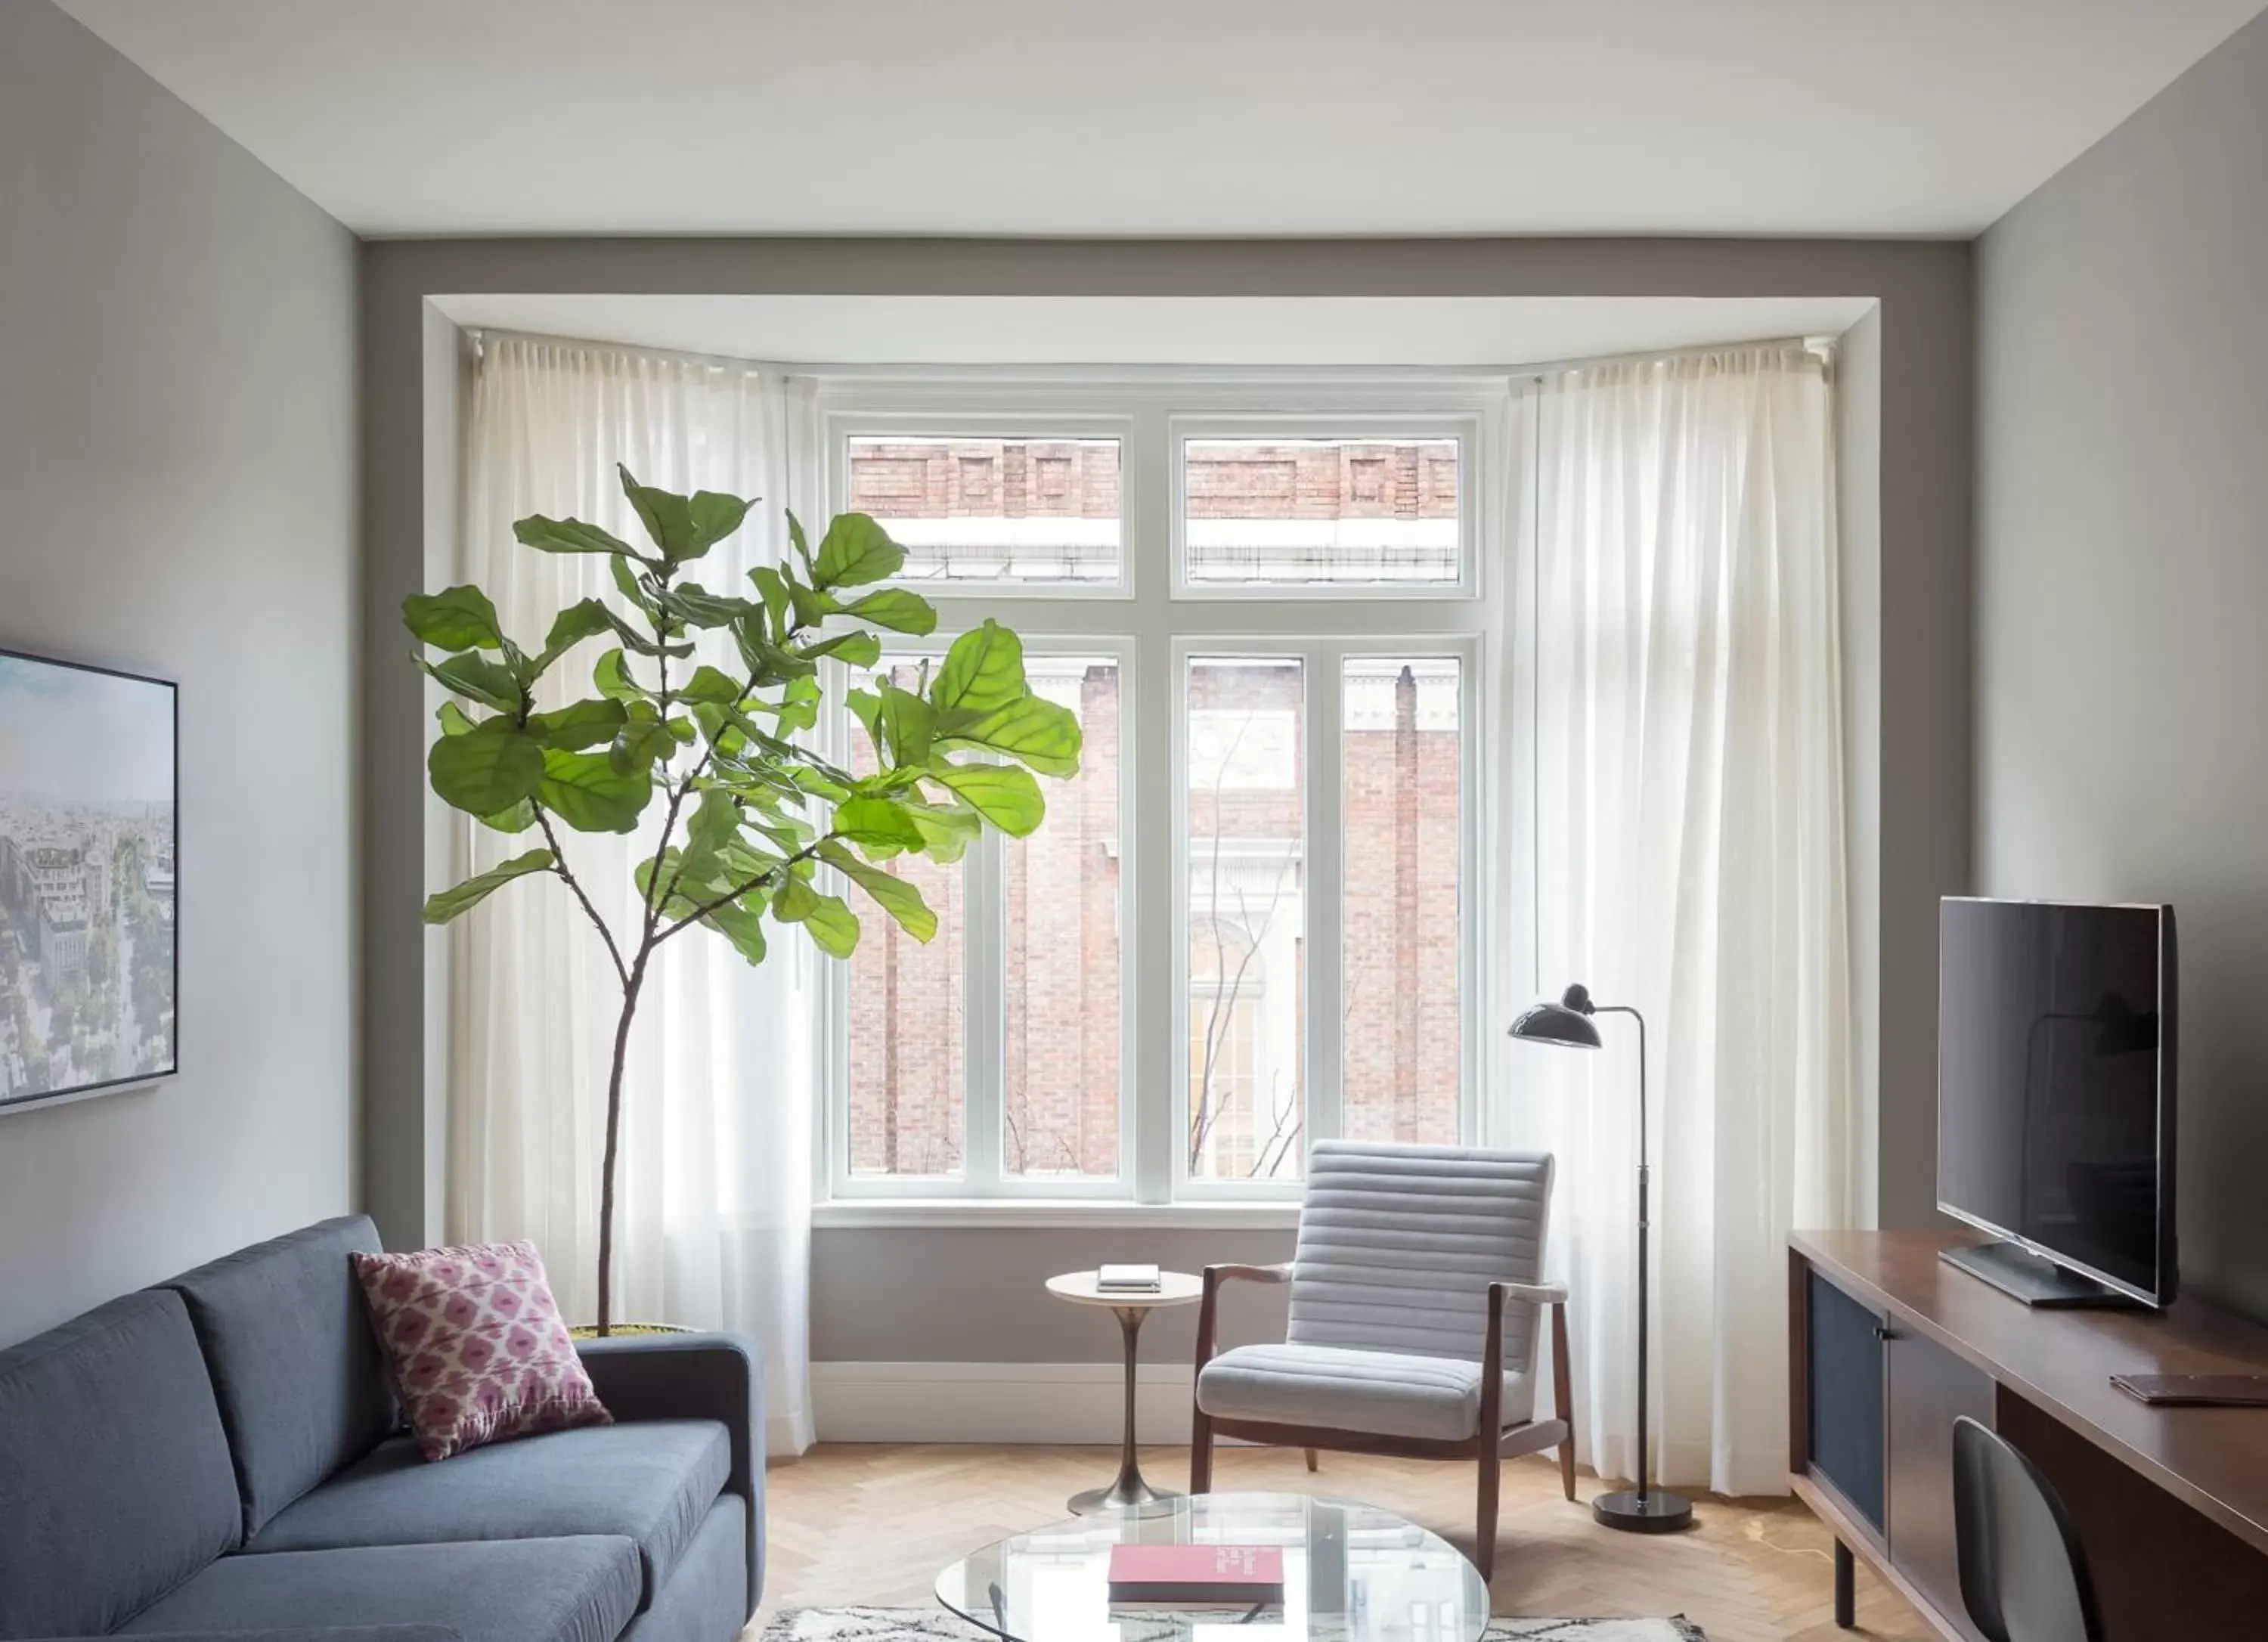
[1507,984,1604,1049]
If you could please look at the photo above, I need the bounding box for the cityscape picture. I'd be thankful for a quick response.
[0,651,176,1109]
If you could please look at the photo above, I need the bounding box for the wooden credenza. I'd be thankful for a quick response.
[1790,1229,2268,1640]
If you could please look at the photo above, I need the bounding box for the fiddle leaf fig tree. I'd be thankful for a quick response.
[407,464,1080,1332]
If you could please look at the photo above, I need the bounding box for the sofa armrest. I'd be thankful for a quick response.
[34,1631,460,1642]
[575,1331,764,1618]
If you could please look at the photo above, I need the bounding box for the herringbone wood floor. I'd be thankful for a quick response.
[757,1444,1932,1642]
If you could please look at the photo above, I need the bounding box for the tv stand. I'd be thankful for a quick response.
[1792,1229,2268,1638]
[1939,1239,2147,1309]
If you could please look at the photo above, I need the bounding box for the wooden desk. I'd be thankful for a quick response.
[1790,1228,2268,1640]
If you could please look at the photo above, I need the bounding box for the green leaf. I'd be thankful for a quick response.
[421,849,554,924]
[537,749,654,833]
[770,877,860,958]
[786,511,816,578]
[898,797,983,863]
[404,585,505,652]
[810,513,905,589]
[876,686,936,767]
[609,553,654,613]
[657,584,760,627]
[701,898,769,966]
[689,491,756,554]
[528,697,627,751]
[930,619,1026,714]
[820,840,938,942]
[843,588,938,636]
[935,693,1083,778]
[514,513,646,561]
[677,665,745,705]
[748,566,791,637]
[789,581,841,630]
[479,799,538,834]
[428,717,545,816]
[925,758,1045,835]
[799,629,881,668]
[831,795,927,854]
[593,647,648,703]
[609,715,677,776]
[422,651,523,714]
[618,464,701,562]
[436,700,476,736]
[536,599,615,671]
[677,788,742,882]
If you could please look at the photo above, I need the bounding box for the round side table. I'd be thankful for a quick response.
[1046,1269,1202,1513]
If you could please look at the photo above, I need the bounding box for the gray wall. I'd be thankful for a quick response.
[0,2,359,1343]
[1976,11,2268,1315]
[363,235,1972,1357]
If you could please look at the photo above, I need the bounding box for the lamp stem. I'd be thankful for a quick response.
[1599,1004,1650,1502]
[1634,1008,1649,1504]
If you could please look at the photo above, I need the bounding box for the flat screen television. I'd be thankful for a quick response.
[1936,897,2177,1309]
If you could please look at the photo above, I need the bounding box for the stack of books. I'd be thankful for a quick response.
[1108,1544,1284,1604]
[1096,1263,1162,1295]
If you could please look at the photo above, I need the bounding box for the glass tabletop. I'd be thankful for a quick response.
[934,1492,1489,1642]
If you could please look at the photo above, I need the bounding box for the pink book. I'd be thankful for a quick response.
[1108,1544,1285,1603]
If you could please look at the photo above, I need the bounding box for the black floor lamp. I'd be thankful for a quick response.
[1509,982,1694,1534]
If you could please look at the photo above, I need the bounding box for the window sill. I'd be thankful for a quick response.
[810,1198,1301,1231]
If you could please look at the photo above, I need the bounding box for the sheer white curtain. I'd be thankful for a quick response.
[448,333,820,1455]
[1492,342,1857,1498]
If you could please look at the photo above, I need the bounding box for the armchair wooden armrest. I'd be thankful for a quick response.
[1495,1279,1569,1308]
[1194,1261,1291,1368]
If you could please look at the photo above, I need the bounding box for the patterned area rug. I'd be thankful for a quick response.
[763,1606,1707,1642]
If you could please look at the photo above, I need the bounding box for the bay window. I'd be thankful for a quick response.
[823,381,1495,1207]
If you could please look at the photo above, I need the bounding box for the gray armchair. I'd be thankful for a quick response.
[1190,1141,1576,1580]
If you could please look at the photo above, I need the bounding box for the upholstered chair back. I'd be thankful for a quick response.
[1286,1141,1554,1373]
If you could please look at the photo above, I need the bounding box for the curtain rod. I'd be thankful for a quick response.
[464,324,1838,384]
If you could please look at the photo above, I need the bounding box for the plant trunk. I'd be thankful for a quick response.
[595,962,647,1337]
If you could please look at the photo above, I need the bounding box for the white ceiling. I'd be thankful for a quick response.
[431,294,1878,368]
[58,0,2268,238]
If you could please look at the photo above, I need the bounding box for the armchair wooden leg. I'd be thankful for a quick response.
[1303,1447,1318,1472]
[1191,1405,1215,1494]
[1551,1298,1577,1502]
[1475,1439,1501,1583]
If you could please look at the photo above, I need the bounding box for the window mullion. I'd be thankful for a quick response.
[965,826,1005,1192]
[1308,640,1346,1160]
[1130,407,1176,1204]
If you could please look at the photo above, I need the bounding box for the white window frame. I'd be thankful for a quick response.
[814,374,1504,1213]
[829,410,1141,600]
[1168,414,1484,602]
[822,629,1139,1202]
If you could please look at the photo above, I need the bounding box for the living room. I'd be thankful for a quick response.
[3,4,2266,1641]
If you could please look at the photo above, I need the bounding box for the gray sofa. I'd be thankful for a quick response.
[0,1216,762,1642]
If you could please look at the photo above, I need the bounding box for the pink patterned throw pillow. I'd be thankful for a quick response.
[352,1240,610,1461]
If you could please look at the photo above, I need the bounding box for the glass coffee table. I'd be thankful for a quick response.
[935,1492,1489,1642]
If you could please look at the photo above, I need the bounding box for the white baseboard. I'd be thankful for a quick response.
[813,1360,1198,1444]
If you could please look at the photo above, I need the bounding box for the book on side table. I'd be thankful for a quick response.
[1097,1263,1162,1294]
[1108,1544,1285,1604]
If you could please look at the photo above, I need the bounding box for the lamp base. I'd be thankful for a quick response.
[1591,1489,1694,1533]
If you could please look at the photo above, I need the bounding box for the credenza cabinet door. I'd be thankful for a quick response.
[1805,1269,1886,1532]
[1885,1328,1994,1642]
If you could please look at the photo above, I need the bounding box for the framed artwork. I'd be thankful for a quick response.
[0,649,177,1111]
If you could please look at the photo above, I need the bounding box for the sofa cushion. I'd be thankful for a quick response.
[618,1495,745,1642]
[0,1289,242,1638]
[160,1215,397,1535]
[1197,1341,1528,1442]
[249,1420,731,1605]
[119,1537,643,1642]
